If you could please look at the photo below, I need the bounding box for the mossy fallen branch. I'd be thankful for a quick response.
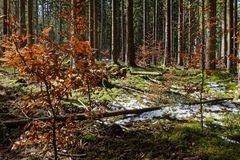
[130,71,162,76]
[3,106,163,127]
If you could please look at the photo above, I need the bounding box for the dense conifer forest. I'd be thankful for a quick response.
[0,0,240,159]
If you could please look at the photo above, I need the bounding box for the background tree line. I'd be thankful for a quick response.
[0,0,239,72]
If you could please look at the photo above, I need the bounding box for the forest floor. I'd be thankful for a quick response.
[0,65,240,159]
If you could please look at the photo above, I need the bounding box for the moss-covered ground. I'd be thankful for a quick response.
[1,65,240,159]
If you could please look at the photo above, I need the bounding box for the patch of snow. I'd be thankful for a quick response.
[220,136,240,145]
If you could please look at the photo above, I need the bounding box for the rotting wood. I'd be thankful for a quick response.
[3,106,163,127]
[130,71,162,76]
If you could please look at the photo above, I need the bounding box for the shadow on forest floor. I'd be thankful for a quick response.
[72,121,240,160]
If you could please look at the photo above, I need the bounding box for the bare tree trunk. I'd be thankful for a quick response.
[188,0,192,64]
[3,0,8,37]
[234,0,238,62]
[112,0,120,64]
[200,0,205,132]
[35,0,39,37]
[177,0,184,65]
[227,0,235,73]
[41,0,45,29]
[19,0,26,47]
[93,0,99,59]
[1,0,8,54]
[164,0,172,66]
[121,0,126,62]
[28,0,34,45]
[143,0,147,46]
[100,0,104,60]
[221,0,227,66]
[89,0,94,47]
[126,0,136,66]
[206,0,216,69]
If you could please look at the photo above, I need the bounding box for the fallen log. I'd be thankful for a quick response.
[146,76,161,84]
[184,98,233,105]
[3,106,163,128]
[130,71,162,76]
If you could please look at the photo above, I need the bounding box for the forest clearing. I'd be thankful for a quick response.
[0,0,240,160]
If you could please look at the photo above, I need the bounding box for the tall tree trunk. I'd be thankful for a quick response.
[27,0,34,45]
[41,0,45,29]
[206,0,216,69]
[126,0,135,66]
[121,0,126,62]
[19,0,26,47]
[152,0,158,64]
[89,0,94,47]
[143,0,147,46]
[58,0,63,43]
[200,0,205,131]
[227,0,235,73]
[100,0,104,60]
[112,0,120,64]
[3,0,8,37]
[35,0,39,37]
[234,0,238,61]
[93,0,99,59]
[1,0,8,54]
[188,0,192,64]
[164,0,172,66]
[221,0,227,66]
[177,0,184,65]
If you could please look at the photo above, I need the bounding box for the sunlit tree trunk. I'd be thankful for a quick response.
[234,0,238,61]
[227,0,235,73]
[221,0,227,66]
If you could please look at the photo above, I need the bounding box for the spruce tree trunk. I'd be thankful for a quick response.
[206,0,216,69]
[100,0,104,60]
[126,0,136,66]
[227,0,235,73]
[19,0,26,47]
[143,0,147,46]
[93,0,99,59]
[27,0,34,45]
[221,0,227,66]
[3,0,8,37]
[89,0,94,48]
[112,0,120,64]
[121,0,126,62]
[164,0,172,66]
[188,0,192,64]
[177,0,184,65]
